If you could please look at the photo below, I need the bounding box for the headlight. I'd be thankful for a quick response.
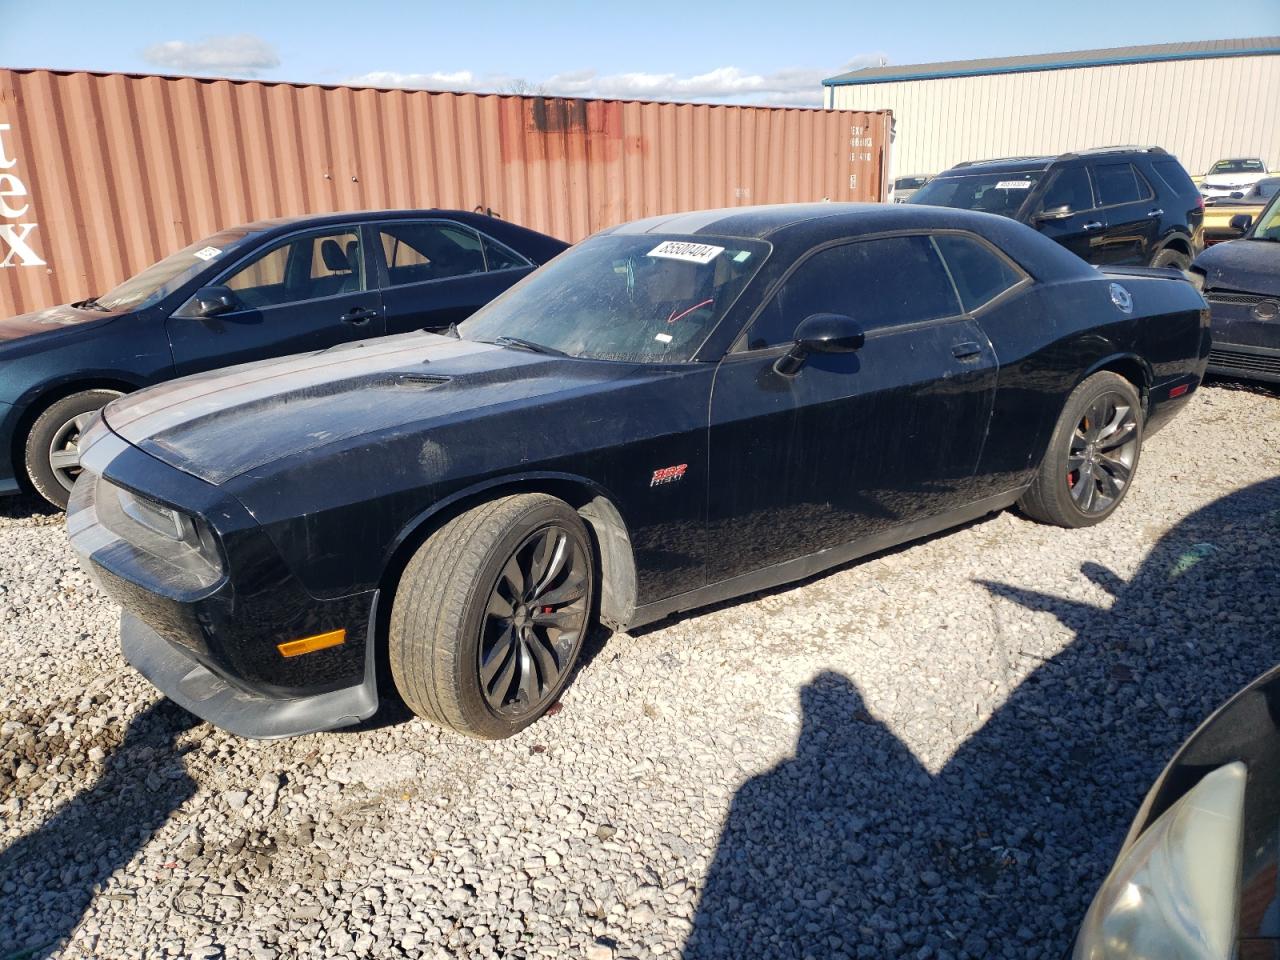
[1073,761,1246,960]
[97,478,225,589]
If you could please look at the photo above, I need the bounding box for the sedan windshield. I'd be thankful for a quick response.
[459,234,769,362]
[908,171,1044,218]
[1250,194,1280,241]
[1209,159,1265,174]
[93,228,252,312]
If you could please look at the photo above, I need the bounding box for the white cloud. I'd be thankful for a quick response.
[142,34,281,76]
[346,56,884,106]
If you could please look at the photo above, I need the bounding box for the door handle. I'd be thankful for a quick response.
[1146,208,1164,218]
[342,306,378,325]
[1082,221,1104,231]
[951,341,982,360]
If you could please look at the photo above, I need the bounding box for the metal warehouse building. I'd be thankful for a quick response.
[824,37,1280,181]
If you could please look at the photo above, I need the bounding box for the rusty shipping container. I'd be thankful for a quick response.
[0,68,891,316]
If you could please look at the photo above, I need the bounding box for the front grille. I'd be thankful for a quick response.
[1208,349,1280,376]
[1208,291,1268,307]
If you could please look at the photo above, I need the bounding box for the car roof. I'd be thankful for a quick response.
[604,201,1051,245]
[233,209,500,235]
[940,146,1169,177]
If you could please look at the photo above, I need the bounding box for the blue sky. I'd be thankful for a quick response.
[2,0,1277,105]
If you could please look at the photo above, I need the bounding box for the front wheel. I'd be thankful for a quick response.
[1019,372,1144,528]
[23,389,123,510]
[389,494,595,739]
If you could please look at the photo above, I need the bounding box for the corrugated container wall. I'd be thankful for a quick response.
[827,54,1280,179]
[0,68,890,316]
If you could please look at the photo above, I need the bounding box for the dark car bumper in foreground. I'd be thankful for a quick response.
[67,421,381,738]
[120,608,378,739]
[1206,294,1280,383]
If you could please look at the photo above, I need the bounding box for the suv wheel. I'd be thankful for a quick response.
[1150,247,1190,271]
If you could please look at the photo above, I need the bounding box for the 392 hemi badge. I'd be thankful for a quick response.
[650,463,688,487]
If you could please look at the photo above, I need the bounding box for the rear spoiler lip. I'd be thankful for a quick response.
[1096,264,1193,282]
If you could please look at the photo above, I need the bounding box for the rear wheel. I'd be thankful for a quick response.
[23,389,122,510]
[389,494,594,739]
[1019,372,1143,528]
[1150,247,1190,271]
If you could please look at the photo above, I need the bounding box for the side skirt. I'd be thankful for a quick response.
[623,489,1024,632]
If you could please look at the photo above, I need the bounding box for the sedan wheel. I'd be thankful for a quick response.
[389,494,595,739]
[23,389,123,510]
[1019,371,1144,528]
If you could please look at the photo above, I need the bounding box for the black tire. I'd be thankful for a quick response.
[389,494,595,739]
[1149,247,1190,271]
[23,389,122,510]
[1019,371,1144,528]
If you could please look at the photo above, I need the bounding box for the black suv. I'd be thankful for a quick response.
[909,147,1203,269]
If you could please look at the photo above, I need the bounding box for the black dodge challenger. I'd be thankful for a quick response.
[68,203,1210,740]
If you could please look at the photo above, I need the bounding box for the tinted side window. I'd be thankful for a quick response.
[1039,166,1094,213]
[378,222,488,286]
[1094,163,1152,205]
[744,235,960,350]
[1150,159,1198,197]
[932,235,1025,313]
[222,230,364,309]
[482,234,532,271]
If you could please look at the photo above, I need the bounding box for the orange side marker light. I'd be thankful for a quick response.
[277,628,346,658]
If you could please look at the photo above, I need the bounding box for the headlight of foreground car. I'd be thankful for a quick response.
[98,478,225,587]
[1073,761,1246,960]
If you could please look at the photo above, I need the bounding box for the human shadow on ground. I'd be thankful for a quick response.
[0,700,197,959]
[686,476,1280,960]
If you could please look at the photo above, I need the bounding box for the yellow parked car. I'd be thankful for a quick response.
[1203,176,1280,245]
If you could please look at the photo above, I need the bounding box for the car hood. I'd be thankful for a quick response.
[102,332,641,485]
[0,303,116,343]
[1195,240,1280,296]
[1203,173,1265,189]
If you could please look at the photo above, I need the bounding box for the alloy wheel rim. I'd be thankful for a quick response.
[1067,391,1138,515]
[47,412,96,492]
[478,524,590,717]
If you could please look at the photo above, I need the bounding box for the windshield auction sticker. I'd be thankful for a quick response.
[193,246,222,261]
[647,241,725,264]
[994,180,1033,190]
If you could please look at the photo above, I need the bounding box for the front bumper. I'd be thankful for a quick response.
[120,608,378,739]
[68,421,381,737]
[1206,294,1280,383]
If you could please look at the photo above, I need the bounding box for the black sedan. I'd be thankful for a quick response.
[1193,190,1280,384]
[0,210,567,508]
[1074,664,1279,958]
[67,203,1209,740]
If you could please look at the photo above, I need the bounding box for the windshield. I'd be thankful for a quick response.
[459,234,769,362]
[895,176,927,191]
[93,228,251,312]
[908,171,1044,218]
[1210,159,1264,174]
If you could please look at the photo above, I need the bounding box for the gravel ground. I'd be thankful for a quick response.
[1,380,1278,960]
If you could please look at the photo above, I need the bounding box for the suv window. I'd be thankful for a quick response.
[377,222,489,286]
[1150,159,1198,197]
[222,229,364,310]
[742,235,960,350]
[932,234,1026,312]
[1039,166,1094,214]
[1093,162,1153,206]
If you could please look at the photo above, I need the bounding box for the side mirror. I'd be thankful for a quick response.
[1035,204,1075,223]
[1229,213,1254,234]
[189,285,237,318]
[774,313,865,376]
